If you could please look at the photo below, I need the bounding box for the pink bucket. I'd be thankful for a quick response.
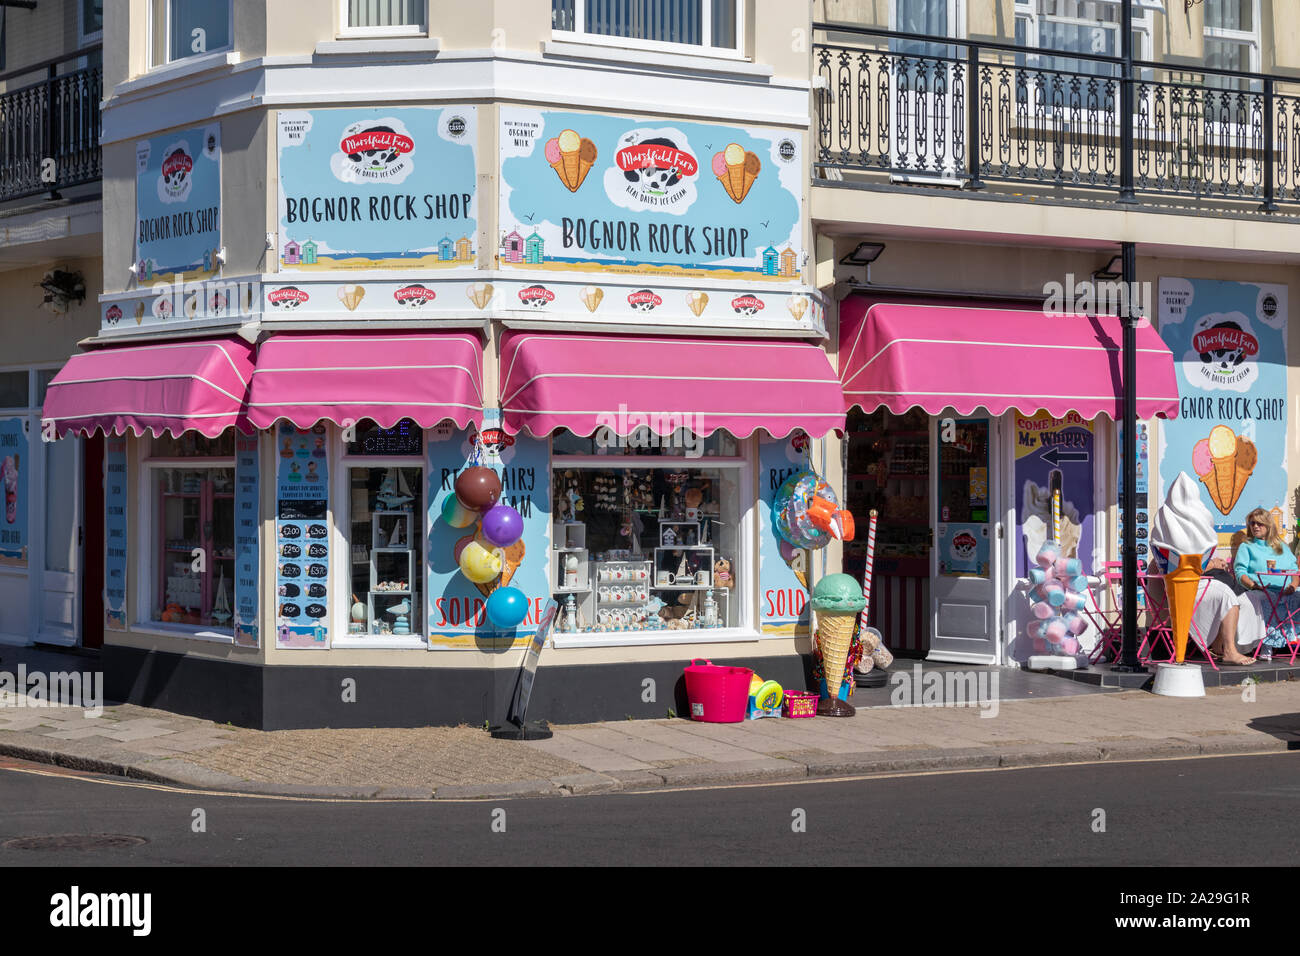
[683,659,752,723]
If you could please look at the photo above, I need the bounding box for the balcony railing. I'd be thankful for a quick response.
[814,25,1300,213]
[0,45,102,204]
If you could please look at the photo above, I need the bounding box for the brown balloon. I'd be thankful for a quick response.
[455,466,502,511]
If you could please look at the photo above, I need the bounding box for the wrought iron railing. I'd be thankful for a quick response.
[814,24,1300,211]
[0,46,102,204]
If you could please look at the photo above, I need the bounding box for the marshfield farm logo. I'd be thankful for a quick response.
[331,118,416,184]
[156,144,194,203]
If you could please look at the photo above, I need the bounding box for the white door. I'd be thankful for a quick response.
[930,413,998,663]
[40,435,81,645]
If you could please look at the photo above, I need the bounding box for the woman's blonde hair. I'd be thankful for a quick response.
[1244,507,1284,554]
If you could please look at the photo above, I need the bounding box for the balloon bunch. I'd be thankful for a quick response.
[443,462,530,630]
[772,469,856,551]
[1025,541,1090,655]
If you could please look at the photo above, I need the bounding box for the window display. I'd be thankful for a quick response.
[844,407,931,578]
[550,461,743,634]
[148,431,236,629]
[349,463,423,637]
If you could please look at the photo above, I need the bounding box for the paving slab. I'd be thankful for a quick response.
[657,758,807,787]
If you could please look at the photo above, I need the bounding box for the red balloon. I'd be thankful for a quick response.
[455,466,502,512]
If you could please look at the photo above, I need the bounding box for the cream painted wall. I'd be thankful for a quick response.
[0,259,101,367]
[814,0,887,29]
[101,142,137,296]
[1160,0,1203,63]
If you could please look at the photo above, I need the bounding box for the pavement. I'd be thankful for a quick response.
[0,645,1296,799]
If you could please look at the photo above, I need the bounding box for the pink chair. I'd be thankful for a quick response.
[1139,569,1217,671]
[1082,563,1123,664]
[1249,572,1300,664]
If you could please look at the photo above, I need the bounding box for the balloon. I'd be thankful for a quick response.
[459,540,504,583]
[455,466,502,511]
[486,586,529,628]
[480,504,523,547]
[772,469,853,550]
[442,495,478,528]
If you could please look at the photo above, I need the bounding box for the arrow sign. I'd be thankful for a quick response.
[1041,447,1089,466]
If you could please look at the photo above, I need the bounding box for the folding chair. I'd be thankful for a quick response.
[1140,570,1218,670]
[1082,564,1123,664]
[1249,572,1300,664]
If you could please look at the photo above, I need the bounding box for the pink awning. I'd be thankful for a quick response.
[246,331,483,430]
[42,337,256,439]
[838,299,1180,419]
[500,331,845,438]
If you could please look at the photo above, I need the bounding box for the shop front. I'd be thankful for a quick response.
[836,294,1180,664]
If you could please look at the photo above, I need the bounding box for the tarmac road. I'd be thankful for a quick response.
[1,751,1296,868]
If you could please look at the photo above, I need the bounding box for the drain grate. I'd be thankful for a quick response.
[3,834,148,851]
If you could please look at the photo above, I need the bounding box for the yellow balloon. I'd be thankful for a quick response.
[459,540,504,583]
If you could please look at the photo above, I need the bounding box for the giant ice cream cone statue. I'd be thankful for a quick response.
[811,573,866,716]
[1150,472,1217,664]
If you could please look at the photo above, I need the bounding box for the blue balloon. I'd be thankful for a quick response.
[486,586,529,629]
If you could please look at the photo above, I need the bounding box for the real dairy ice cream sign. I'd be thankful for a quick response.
[499,108,803,281]
[1158,278,1288,534]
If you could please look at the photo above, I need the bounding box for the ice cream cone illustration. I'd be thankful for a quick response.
[545,129,597,192]
[1194,426,1255,515]
[134,302,145,325]
[499,538,526,590]
[712,143,761,203]
[811,574,865,716]
[580,285,604,313]
[1232,437,1257,511]
[467,281,493,310]
[686,291,708,317]
[1150,472,1217,664]
[338,285,365,311]
[787,295,809,321]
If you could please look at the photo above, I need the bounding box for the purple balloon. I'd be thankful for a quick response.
[480,504,523,547]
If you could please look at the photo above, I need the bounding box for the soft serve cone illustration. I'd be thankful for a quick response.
[1150,472,1217,663]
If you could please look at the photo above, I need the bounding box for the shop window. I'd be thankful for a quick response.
[150,0,231,66]
[552,426,737,458]
[147,433,236,631]
[341,0,426,35]
[552,0,740,54]
[0,371,28,409]
[551,456,745,636]
[345,420,423,639]
[844,407,932,581]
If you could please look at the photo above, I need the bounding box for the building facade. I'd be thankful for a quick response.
[26,1,1298,729]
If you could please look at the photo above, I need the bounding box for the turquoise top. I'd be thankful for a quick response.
[1234,537,1298,588]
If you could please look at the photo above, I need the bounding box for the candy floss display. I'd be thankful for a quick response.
[1149,472,1217,697]
[1024,491,1090,660]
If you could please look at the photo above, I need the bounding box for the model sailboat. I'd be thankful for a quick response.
[376,468,414,510]
[212,568,233,625]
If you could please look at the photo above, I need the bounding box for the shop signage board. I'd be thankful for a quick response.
[0,418,26,566]
[499,108,803,282]
[234,434,260,648]
[277,107,478,271]
[275,422,330,649]
[1157,278,1288,542]
[426,415,550,649]
[757,432,811,638]
[104,437,128,628]
[135,123,222,282]
[937,523,989,576]
[99,278,261,336]
[1116,421,1151,575]
[1013,410,1095,576]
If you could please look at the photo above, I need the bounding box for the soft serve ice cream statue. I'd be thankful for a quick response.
[1149,472,1218,663]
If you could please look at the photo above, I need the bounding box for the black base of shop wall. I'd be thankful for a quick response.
[103,645,829,731]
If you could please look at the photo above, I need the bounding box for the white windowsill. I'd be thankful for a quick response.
[331,637,429,649]
[316,37,441,56]
[127,623,236,645]
[551,627,761,649]
[542,39,773,79]
[114,51,241,98]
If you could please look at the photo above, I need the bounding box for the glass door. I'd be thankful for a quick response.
[40,435,82,645]
[930,414,997,662]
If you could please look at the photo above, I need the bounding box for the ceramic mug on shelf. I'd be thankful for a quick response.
[657,571,673,587]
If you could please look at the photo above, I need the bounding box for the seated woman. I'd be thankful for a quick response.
[1145,556,1260,665]
[1233,507,1299,660]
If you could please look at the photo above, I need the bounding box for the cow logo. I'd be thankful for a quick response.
[518,285,555,309]
[330,118,416,184]
[394,285,436,308]
[269,286,310,310]
[151,295,173,321]
[105,304,122,325]
[627,289,662,313]
[950,531,978,563]
[157,143,194,203]
[1186,312,1260,391]
[605,128,700,212]
[731,294,764,316]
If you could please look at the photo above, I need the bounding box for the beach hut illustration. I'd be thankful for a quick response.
[500,229,524,263]
[438,236,455,261]
[302,240,318,264]
[780,245,798,277]
[524,231,545,264]
[283,240,301,265]
[203,249,213,272]
[762,245,780,276]
[456,236,473,261]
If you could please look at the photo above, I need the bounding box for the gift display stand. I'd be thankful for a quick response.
[551,522,592,631]
[593,558,652,629]
[367,513,414,635]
